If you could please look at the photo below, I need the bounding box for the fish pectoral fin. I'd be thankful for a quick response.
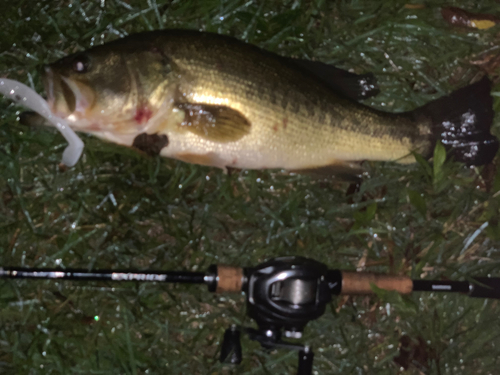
[290,161,364,182]
[176,103,251,142]
[285,57,380,101]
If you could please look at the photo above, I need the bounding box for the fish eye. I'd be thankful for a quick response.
[72,55,90,73]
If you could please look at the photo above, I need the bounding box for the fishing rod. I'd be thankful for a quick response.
[1,256,499,374]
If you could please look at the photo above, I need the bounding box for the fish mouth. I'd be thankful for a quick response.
[43,66,75,117]
[43,66,94,118]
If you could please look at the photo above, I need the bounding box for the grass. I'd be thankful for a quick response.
[1,0,500,374]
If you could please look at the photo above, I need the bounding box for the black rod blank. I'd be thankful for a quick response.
[2,266,500,300]
[412,280,470,294]
[413,278,500,299]
[0,267,207,284]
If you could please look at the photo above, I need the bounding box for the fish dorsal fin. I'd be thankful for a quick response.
[176,103,251,142]
[285,57,380,101]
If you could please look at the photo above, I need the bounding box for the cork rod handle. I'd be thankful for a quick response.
[341,271,413,295]
[216,265,244,293]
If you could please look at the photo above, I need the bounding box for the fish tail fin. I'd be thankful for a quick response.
[418,76,498,166]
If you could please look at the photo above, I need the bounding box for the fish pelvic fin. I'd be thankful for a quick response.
[132,133,169,156]
[417,76,499,166]
[19,111,53,127]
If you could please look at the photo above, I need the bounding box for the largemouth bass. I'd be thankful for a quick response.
[40,29,498,174]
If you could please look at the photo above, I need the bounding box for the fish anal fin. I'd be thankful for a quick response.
[177,103,251,142]
[290,161,364,182]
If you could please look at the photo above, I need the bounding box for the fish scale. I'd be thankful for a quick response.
[165,32,419,168]
[40,29,498,172]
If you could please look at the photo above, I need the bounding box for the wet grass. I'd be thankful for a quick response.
[1,0,500,374]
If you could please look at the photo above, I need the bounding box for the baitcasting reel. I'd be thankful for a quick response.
[214,257,337,374]
[2,256,500,374]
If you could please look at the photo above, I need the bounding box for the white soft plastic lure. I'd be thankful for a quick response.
[0,78,84,167]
